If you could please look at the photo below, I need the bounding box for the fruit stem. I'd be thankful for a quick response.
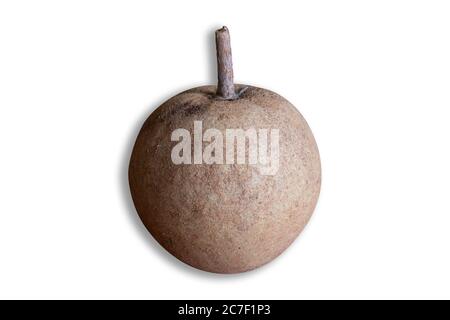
[215,26,237,100]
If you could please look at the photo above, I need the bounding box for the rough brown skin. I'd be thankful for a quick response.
[129,26,321,273]
[129,85,321,273]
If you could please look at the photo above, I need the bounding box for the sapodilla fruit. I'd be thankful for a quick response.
[129,26,321,273]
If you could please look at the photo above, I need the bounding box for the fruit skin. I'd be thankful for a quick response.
[129,85,321,274]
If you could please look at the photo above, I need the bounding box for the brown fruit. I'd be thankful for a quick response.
[129,27,321,273]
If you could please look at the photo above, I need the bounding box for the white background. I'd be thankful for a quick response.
[1,0,450,300]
